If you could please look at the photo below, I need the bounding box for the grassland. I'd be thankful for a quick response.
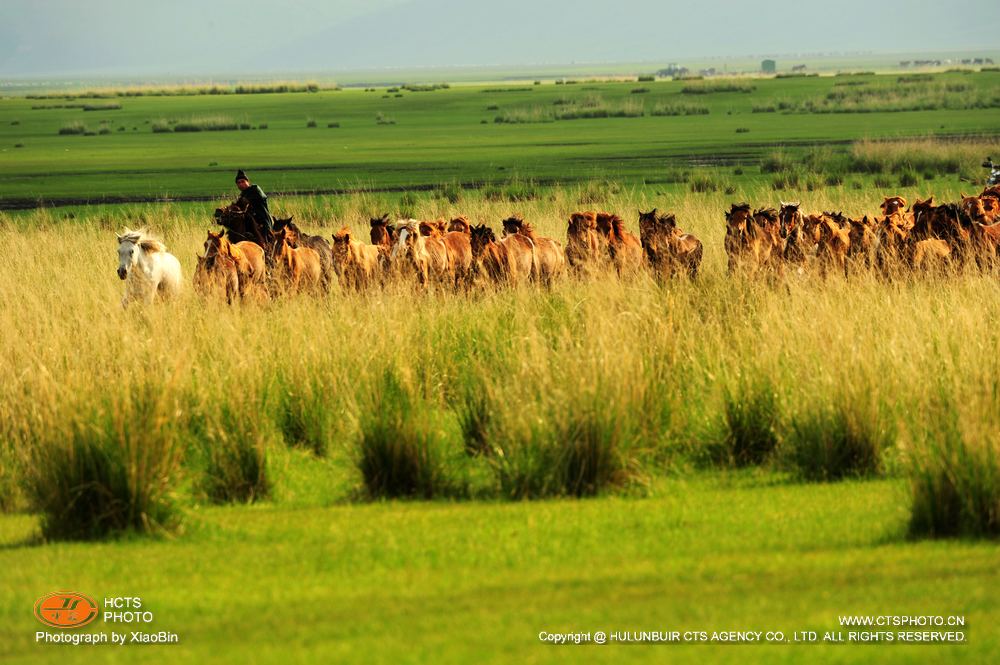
[1,70,999,663]
[1,71,999,204]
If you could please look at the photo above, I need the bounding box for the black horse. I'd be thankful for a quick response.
[214,203,268,248]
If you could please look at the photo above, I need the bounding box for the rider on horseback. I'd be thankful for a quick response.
[234,170,273,243]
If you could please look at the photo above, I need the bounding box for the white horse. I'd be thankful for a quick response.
[116,228,183,308]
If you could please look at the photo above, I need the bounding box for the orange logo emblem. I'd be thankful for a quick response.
[34,592,99,629]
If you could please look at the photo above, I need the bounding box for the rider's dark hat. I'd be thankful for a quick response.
[235,169,248,183]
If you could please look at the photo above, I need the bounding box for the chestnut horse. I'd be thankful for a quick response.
[595,212,643,275]
[470,224,535,286]
[637,209,703,279]
[565,211,604,273]
[501,215,563,286]
[203,230,266,299]
[331,226,381,291]
[391,219,448,287]
[273,216,334,291]
[270,227,321,293]
[193,253,239,304]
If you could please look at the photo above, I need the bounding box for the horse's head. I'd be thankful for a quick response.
[725,203,752,237]
[880,196,907,217]
[469,224,496,258]
[448,216,471,234]
[778,201,801,236]
[115,229,144,280]
[500,215,523,238]
[567,212,596,240]
[390,221,419,261]
[331,226,352,273]
[370,213,394,246]
[269,227,292,260]
[272,216,293,234]
[203,229,226,258]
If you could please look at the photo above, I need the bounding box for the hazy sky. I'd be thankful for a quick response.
[1,0,998,77]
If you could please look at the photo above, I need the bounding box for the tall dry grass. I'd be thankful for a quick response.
[0,182,996,536]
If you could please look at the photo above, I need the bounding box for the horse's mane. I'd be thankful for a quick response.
[753,207,779,222]
[608,216,629,242]
[120,228,166,252]
[418,220,443,237]
[332,225,352,242]
[394,219,421,235]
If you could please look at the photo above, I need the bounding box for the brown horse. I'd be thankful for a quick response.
[271,227,321,293]
[724,203,754,273]
[193,253,239,304]
[725,204,782,275]
[808,212,852,278]
[565,211,604,273]
[203,230,266,299]
[369,213,399,280]
[447,216,472,234]
[846,215,878,270]
[443,229,474,290]
[637,209,703,279]
[470,224,508,285]
[273,216,334,291]
[501,215,564,286]
[879,196,914,230]
[470,224,535,286]
[391,220,449,288]
[595,212,643,275]
[778,201,811,265]
[214,202,268,247]
[331,226,381,291]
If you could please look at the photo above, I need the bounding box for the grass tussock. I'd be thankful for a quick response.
[718,381,781,468]
[495,96,644,123]
[21,384,185,540]
[491,407,637,499]
[356,370,460,499]
[199,401,272,504]
[681,81,755,94]
[784,401,893,481]
[908,393,1000,538]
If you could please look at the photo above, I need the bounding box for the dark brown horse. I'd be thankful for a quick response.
[215,202,267,247]
[638,209,703,279]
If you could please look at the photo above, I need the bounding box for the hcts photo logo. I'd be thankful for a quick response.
[33,592,100,629]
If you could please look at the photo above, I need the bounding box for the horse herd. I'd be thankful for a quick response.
[725,186,1000,278]
[114,185,1000,307]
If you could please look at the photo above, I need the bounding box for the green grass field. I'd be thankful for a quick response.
[1,71,999,204]
[1,70,999,664]
[2,475,997,664]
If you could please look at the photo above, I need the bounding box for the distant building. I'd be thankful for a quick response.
[792,64,807,72]
[656,64,689,78]
[761,59,776,74]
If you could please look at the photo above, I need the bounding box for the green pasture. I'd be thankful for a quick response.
[1,71,999,203]
[1,472,996,665]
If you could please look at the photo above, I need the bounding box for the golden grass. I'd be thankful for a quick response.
[1,185,997,533]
